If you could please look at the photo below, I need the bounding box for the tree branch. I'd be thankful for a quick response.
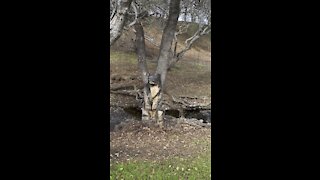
[168,22,211,68]
[128,2,139,27]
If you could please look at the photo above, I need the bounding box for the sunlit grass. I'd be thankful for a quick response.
[110,51,137,65]
[110,152,211,180]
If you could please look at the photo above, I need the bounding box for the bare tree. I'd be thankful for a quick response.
[169,21,211,69]
[110,0,211,127]
[169,0,211,69]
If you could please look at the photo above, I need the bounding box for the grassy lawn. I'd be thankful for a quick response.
[110,134,211,180]
[110,151,211,180]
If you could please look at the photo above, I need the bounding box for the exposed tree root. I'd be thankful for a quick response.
[110,87,211,113]
[171,96,211,110]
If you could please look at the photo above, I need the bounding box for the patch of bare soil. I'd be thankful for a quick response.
[110,118,211,164]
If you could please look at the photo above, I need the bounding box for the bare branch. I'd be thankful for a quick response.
[168,22,211,68]
[180,24,210,56]
[128,2,139,27]
[144,34,160,47]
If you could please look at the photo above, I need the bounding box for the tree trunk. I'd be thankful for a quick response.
[134,0,181,127]
[110,0,133,46]
[134,22,163,126]
[154,0,181,126]
[156,0,181,87]
[134,22,151,121]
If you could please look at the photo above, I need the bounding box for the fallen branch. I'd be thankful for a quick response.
[171,96,211,110]
[111,86,211,111]
[179,118,211,128]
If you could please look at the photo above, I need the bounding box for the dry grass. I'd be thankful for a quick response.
[110,49,211,98]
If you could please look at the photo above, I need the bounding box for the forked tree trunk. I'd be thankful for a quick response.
[134,0,181,127]
[134,22,164,126]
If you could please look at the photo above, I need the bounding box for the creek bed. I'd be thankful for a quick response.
[110,106,211,131]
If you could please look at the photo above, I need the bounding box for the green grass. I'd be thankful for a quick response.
[110,51,137,65]
[110,153,211,180]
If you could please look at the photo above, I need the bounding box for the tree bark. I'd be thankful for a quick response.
[135,22,164,125]
[153,0,181,126]
[155,0,181,87]
[110,0,133,46]
[133,0,181,127]
[134,22,152,121]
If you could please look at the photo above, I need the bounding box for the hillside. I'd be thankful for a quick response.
[111,17,211,62]
[110,18,212,179]
[111,18,211,100]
